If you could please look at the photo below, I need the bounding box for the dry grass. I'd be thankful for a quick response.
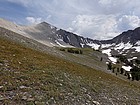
[0,37,140,104]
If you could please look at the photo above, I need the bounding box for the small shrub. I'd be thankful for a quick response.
[67,48,74,53]
[96,50,101,52]
[127,73,131,80]
[112,67,116,73]
[100,57,103,61]
[60,48,65,51]
[131,66,140,81]
[79,50,83,54]
[120,68,124,74]
[107,62,112,70]
[135,59,140,64]
[116,55,129,64]
[74,50,80,54]
[67,48,83,54]
[26,102,35,105]
[0,60,4,64]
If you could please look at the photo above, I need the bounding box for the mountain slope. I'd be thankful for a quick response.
[24,21,99,48]
[110,27,140,44]
[0,18,140,67]
[1,18,140,51]
[100,28,140,60]
[0,26,108,71]
[0,18,99,48]
[0,33,140,105]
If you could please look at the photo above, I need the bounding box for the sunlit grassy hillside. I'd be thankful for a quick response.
[0,37,140,105]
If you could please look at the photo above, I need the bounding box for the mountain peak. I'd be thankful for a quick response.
[37,21,50,26]
[39,21,49,25]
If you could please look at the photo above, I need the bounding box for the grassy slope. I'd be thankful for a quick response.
[58,48,108,71]
[0,38,140,105]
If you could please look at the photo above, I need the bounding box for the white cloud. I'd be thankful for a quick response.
[69,14,140,40]
[69,15,119,40]
[99,0,113,5]
[4,0,140,40]
[26,17,42,24]
[117,15,140,31]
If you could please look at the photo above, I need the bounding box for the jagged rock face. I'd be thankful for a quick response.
[56,29,97,48]
[24,22,98,48]
[56,29,82,47]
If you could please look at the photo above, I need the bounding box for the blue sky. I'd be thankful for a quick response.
[0,0,140,40]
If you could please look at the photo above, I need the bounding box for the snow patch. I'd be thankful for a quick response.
[57,39,63,42]
[102,49,117,63]
[102,49,111,56]
[101,43,114,48]
[55,40,66,47]
[52,30,55,33]
[123,42,133,50]
[81,38,84,43]
[114,42,132,50]
[135,41,140,45]
[80,43,85,48]
[133,46,140,52]
[87,43,100,50]
[128,57,137,61]
[114,43,125,50]
[122,66,132,72]
[67,36,70,42]
[108,57,117,64]
[50,42,55,46]
[50,25,55,29]
[85,39,88,43]
[133,57,137,59]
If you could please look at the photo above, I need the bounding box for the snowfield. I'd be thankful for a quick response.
[108,57,117,64]
[122,66,132,72]
[102,49,111,56]
[101,43,114,48]
[87,43,100,50]
[102,49,117,64]
[114,42,133,50]
[133,46,140,52]
[128,57,137,61]
[135,41,140,45]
